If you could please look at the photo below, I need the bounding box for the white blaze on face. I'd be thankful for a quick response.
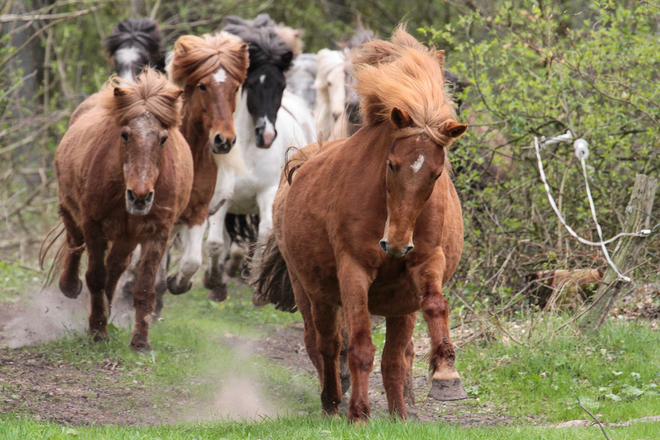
[262,116,276,146]
[411,154,425,173]
[259,74,266,84]
[115,47,141,82]
[213,68,227,83]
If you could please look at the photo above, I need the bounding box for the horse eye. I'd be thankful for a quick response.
[198,83,207,92]
[433,171,442,181]
[388,161,395,173]
[160,136,168,146]
[121,132,129,142]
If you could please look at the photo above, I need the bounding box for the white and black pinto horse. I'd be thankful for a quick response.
[105,18,166,81]
[203,15,316,301]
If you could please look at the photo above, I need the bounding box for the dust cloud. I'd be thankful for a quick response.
[0,286,133,349]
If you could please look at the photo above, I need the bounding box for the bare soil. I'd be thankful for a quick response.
[0,288,512,427]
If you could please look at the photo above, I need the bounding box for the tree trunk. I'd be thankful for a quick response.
[578,174,658,334]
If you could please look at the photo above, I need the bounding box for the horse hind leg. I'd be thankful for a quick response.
[311,300,343,417]
[381,313,416,419]
[58,206,84,299]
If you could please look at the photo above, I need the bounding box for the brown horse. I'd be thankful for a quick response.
[253,29,468,421]
[50,69,193,350]
[117,32,249,314]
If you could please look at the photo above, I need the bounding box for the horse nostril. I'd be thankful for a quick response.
[230,137,236,147]
[404,245,414,256]
[255,126,265,137]
[145,191,154,204]
[379,240,388,253]
[126,189,136,203]
[213,134,224,147]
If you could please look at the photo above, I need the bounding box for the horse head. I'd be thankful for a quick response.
[380,108,467,258]
[105,18,166,82]
[168,33,249,155]
[106,70,184,216]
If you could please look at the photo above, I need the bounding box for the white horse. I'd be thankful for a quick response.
[287,53,318,110]
[204,89,316,300]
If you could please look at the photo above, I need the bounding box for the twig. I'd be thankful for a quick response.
[577,399,611,440]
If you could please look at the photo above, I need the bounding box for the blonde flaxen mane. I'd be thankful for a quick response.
[99,68,183,128]
[168,31,249,88]
[352,28,458,145]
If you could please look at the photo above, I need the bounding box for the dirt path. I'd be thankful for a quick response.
[0,287,511,427]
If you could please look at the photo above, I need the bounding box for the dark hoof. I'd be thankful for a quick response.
[167,275,192,295]
[251,291,270,307]
[59,278,83,299]
[208,287,227,302]
[89,329,108,342]
[428,378,468,401]
[130,335,151,352]
[203,266,224,290]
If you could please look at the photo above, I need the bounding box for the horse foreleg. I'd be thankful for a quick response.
[58,206,84,299]
[131,236,167,351]
[82,220,108,341]
[152,250,170,320]
[413,254,467,401]
[382,313,416,419]
[167,220,206,295]
[338,260,376,422]
[403,337,416,407]
[103,239,138,312]
[255,188,277,258]
[205,205,230,301]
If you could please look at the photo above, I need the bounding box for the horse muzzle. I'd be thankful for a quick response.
[211,133,236,154]
[255,118,277,148]
[125,188,154,216]
[379,239,414,258]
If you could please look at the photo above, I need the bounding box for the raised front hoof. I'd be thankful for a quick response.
[208,287,228,302]
[59,278,83,299]
[428,378,469,401]
[130,335,152,352]
[167,275,192,295]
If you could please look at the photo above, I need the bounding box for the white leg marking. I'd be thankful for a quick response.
[178,221,207,279]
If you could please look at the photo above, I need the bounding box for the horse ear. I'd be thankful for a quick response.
[390,107,412,129]
[442,120,468,139]
[114,87,128,97]
[435,50,445,70]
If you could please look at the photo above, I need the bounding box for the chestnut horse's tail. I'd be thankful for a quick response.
[38,221,66,287]
[249,231,297,313]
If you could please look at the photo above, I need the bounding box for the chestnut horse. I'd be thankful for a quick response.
[50,70,193,350]
[119,32,249,315]
[253,29,468,421]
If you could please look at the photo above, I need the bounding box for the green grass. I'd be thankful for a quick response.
[0,260,41,304]
[2,416,660,440]
[1,277,659,438]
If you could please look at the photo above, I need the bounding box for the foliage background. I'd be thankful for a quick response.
[1,0,658,325]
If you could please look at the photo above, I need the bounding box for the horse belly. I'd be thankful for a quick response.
[367,277,420,317]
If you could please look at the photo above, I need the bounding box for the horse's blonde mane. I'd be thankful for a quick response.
[168,32,249,87]
[98,68,182,128]
[352,28,457,144]
[275,24,303,58]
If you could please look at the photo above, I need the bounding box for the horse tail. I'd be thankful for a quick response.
[38,221,66,287]
[249,231,297,313]
[225,213,260,244]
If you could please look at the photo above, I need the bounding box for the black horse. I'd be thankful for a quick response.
[105,18,166,81]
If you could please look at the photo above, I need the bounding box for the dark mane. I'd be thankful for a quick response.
[105,18,165,73]
[223,14,293,74]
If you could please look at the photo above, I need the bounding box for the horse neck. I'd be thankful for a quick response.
[179,101,210,161]
[341,121,392,183]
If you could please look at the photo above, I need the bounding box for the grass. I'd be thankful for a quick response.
[0,262,659,438]
[2,416,660,439]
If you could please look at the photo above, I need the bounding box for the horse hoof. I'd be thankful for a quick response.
[130,336,151,352]
[251,291,270,307]
[208,286,228,302]
[167,275,192,295]
[60,278,83,299]
[203,267,224,290]
[428,378,468,401]
[89,329,108,342]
